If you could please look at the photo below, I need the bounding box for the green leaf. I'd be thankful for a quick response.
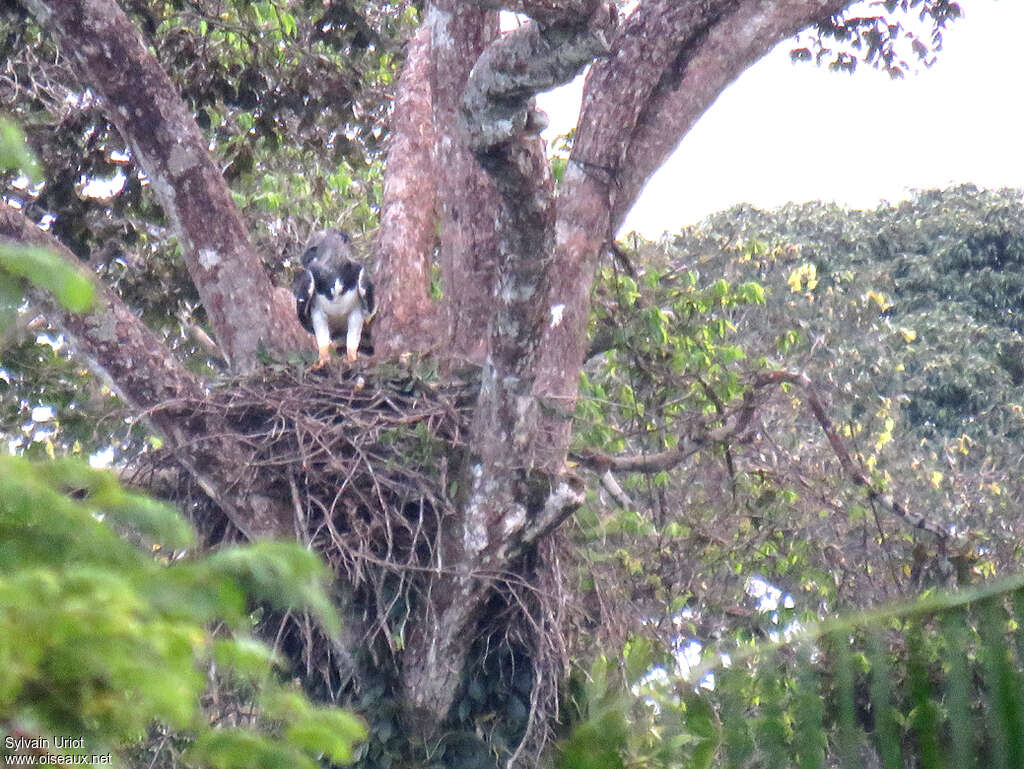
[684,692,717,740]
[188,729,319,769]
[867,629,901,769]
[792,645,826,769]
[556,709,627,769]
[0,271,21,335]
[0,118,42,182]
[285,709,368,764]
[0,243,95,313]
[690,738,717,769]
[942,612,976,769]
[623,636,652,683]
[212,637,280,681]
[205,541,341,638]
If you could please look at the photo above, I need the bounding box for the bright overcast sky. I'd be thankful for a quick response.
[536,0,1024,238]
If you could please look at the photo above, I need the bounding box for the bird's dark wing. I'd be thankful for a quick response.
[300,244,320,268]
[360,272,375,316]
[292,268,315,333]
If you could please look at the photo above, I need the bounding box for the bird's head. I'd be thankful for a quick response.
[301,229,352,267]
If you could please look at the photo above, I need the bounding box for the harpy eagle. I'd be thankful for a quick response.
[292,229,375,369]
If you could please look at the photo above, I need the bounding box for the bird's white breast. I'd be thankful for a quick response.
[315,286,361,331]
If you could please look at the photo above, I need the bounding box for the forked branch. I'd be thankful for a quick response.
[459,0,602,27]
[461,1,615,152]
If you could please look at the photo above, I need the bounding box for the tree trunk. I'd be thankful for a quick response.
[374,24,442,358]
[23,0,309,371]
[428,0,502,366]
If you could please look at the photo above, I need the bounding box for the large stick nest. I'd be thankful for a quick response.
[133,364,578,761]
[144,364,475,644]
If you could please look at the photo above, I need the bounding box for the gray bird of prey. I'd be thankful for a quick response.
[291,229,375,369]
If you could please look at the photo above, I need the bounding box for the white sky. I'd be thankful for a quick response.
[536,0,1024,238]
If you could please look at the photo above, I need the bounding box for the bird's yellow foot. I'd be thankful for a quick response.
[346,347,359,363]
[311,348,331,370]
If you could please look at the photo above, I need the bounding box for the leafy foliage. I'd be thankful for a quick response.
[0,118,94,331]
[574,187,1024,653]
[0,454,365,766]
[560,571,1024,769]
[796,0,962,77]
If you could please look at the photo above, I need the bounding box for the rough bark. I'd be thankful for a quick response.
[374,25,442,359]
[400,0,613,728]
[460,3,614,151]
[23,0,309,372]
[396,4,502,726]
[0,205,291,539]
[427,0,503,366]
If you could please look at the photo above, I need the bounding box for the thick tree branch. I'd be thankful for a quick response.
[518,474,586,548]
[611,0,852,230]
[0,204,290,539]
[575,386,759,474]
[461,3,614,152]
[398,2,506,730]
[427,0,503,364]
[22,0,309,371]
[573,0,736,175]
[374,24,442,358]
[0,203,204,423]
[532,0,735,455]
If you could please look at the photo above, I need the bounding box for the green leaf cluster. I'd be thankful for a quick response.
[0,454,365,766]
[0,118,94,335]
[561,572,1024,769]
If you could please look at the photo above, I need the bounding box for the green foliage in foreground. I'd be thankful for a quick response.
[0,117,96,334]
[0,454,365,767]
[560,572,1024,769]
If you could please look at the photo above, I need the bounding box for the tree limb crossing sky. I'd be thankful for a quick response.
[536,0,1024,237]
